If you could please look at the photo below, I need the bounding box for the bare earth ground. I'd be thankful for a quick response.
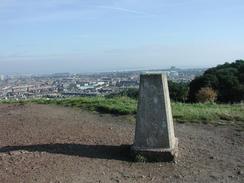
[0,104,243,183]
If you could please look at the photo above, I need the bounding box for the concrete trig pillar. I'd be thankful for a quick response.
[131,73,178,162]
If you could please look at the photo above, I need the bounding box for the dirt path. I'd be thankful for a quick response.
[0,104,243,183]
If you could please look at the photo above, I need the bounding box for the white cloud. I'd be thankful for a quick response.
[97,5,152,15]
[0,0,156,25]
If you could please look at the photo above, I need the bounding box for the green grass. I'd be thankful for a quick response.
[172,102,244,124]
[1,97,244,128]
[32,96,137,115]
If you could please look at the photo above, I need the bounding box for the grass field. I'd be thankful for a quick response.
[1,96,244,128]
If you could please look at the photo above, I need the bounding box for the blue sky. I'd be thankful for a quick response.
[0,0,244,74]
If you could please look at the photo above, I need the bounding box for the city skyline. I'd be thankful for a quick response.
[1,0,244,74]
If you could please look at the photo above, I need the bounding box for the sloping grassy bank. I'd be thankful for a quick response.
[1,97,244,128]
[32,97,137,115]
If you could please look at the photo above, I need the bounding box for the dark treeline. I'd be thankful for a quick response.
[106,82,189,102]
[108,60,244,103]
[189,60,244,103]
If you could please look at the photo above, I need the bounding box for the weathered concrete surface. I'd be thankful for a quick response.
[131,73,178,162]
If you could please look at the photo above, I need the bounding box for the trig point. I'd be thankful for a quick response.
[131,73,178,162]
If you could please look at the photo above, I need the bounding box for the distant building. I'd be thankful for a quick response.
[170,66,177,70]
[0,74,5,81]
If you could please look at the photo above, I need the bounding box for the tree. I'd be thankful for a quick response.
[196,87,217,103]
[189,60,244,103]
[168,81,189,102]
[107,81,190,102]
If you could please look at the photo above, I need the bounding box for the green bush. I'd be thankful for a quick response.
[168,81,189,102]
[196,87,217,103]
